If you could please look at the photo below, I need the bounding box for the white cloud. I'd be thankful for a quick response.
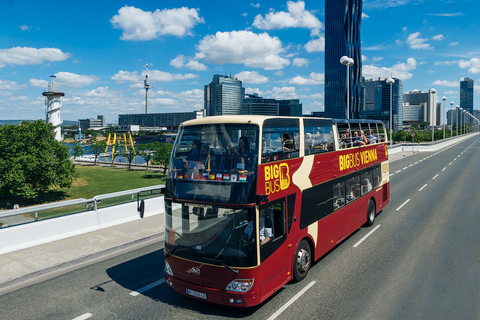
[18,25,32,31]
[0,80,27,90]
[292,58,309,67]
[458,58,480,74]
[362,13,370,19]
[251,3,260,8]
[85,87,120,98]
[364,0,421,10]
[432,34,445,41]
[363,58,417,80]
[253,1,322,37]
[112,69,198,83]
[0,47,70,68]
[195,30,290,70]
[289,72,324,85]
[304,37,325,53]
[110,6,205,41]
[267,86,298,99]
[432,80,459,87]
[407,32,433,50]
[29,79,48,88]
[449,42,459,46]
[54,72,99,88]
[235,71,269,84]
[170,55,208,71]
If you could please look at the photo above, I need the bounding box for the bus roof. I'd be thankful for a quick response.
[179,115,384,127]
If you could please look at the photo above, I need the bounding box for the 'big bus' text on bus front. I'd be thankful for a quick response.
[264,163,290,195]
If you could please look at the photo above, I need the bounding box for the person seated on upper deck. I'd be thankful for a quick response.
[187,139,202,161]
[366,130,377,144]
[228,136,252,170]
[353,131,366,146]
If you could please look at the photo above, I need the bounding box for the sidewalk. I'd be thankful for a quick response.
[0,214,164,292]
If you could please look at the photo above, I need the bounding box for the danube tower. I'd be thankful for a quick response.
[42,76,64,141]
[144,60,150,114]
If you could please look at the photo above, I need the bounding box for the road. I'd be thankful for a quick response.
[1,136,480,320]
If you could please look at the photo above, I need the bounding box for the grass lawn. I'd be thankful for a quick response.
[22,164,167,220]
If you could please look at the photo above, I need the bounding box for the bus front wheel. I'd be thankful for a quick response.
[365,199,376,227]
[293,240,311,282]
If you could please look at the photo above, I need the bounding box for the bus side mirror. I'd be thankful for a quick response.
[138,199,145,219]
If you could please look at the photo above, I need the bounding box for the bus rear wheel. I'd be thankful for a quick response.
[293,240,311,282]
[365,199,376,227]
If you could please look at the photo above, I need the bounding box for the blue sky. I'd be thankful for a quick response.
[1,0,480,123]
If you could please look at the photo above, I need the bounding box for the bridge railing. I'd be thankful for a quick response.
[0,185,165,228]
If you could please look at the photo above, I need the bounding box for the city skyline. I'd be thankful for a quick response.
[1,0,480,122]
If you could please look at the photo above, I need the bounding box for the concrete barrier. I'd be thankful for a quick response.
[0,196,164,255]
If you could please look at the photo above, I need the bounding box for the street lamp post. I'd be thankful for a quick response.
[442,96,446,140]
[456,105,459,136]
[340,56,354,119]
[450,101,454,137]
[386,78,395,146]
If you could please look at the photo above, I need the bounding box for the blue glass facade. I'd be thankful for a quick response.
[325,0,363,119]
[460,77,474,115]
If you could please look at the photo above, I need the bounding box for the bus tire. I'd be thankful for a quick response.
[293,240,311,282]
[365,199,376,227]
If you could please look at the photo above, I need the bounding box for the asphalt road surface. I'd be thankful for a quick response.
[1,136,480,320]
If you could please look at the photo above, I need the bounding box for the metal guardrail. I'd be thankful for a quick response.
[0,185,165,223]
[388,133,476,150]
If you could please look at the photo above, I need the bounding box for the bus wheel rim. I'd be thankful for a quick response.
[297,248,310,274]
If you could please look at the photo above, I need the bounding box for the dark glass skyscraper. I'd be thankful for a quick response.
[325,0,363,119]
[460,77,474,115]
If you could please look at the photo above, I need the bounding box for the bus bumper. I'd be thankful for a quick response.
[165,274,261,307]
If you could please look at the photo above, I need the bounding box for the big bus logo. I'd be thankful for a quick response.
[264,163,290,195]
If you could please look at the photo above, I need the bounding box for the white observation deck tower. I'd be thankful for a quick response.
[42,76,64,141]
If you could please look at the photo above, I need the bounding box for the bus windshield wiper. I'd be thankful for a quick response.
[191,254,239,274]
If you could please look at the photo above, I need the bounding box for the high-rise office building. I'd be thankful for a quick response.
[204,75,245,116]
[325,0,363,119]
[361,78,403,131]
[403,89,438,126]
[460,77,474,116]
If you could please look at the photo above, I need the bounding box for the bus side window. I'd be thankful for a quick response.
[260,199,287,261]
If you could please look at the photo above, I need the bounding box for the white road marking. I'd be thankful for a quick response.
[396,199,411,211]
[442,167,447,171]
[395,170,402,173]
[418,184,428,192]
[432,174,439,180]
[353,225,381,248]
[130,279,165,296]
[72,314,92,320]
[267,281,316,320]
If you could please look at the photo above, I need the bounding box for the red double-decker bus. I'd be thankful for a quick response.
[163,116,389,307]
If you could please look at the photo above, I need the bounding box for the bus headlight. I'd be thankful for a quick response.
[164,261,173,277]
[225,279,254,293]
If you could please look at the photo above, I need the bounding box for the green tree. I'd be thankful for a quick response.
[0,120,77,199]
[90,140,107,166]
[121,146,136,170]
[71,141,86,159]
[152,143,173,174]
[137,142,158,170]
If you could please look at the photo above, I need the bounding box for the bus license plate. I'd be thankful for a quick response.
[186,288,207,300]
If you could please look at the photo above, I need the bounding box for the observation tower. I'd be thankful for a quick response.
[144,60,150,114]
[42,76,64,141]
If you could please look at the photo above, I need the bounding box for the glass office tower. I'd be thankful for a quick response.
[325,0,363,119]
[460,77,474,115]
[204,75,245,116]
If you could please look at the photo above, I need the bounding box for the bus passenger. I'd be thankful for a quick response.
[366,130,377,144]
[228,136,252,170]
[353,131,365,146]
[187,139,202,161]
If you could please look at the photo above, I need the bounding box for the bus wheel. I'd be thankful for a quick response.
[293,240,311,282]
[365,199,376,227]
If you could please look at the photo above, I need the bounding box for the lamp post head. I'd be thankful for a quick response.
[386,78,395,85]
[340,56,354,66]
[442,96,447,101]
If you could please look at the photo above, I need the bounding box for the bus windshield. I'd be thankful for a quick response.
[167,123,259,204]
[165,200,257,267]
